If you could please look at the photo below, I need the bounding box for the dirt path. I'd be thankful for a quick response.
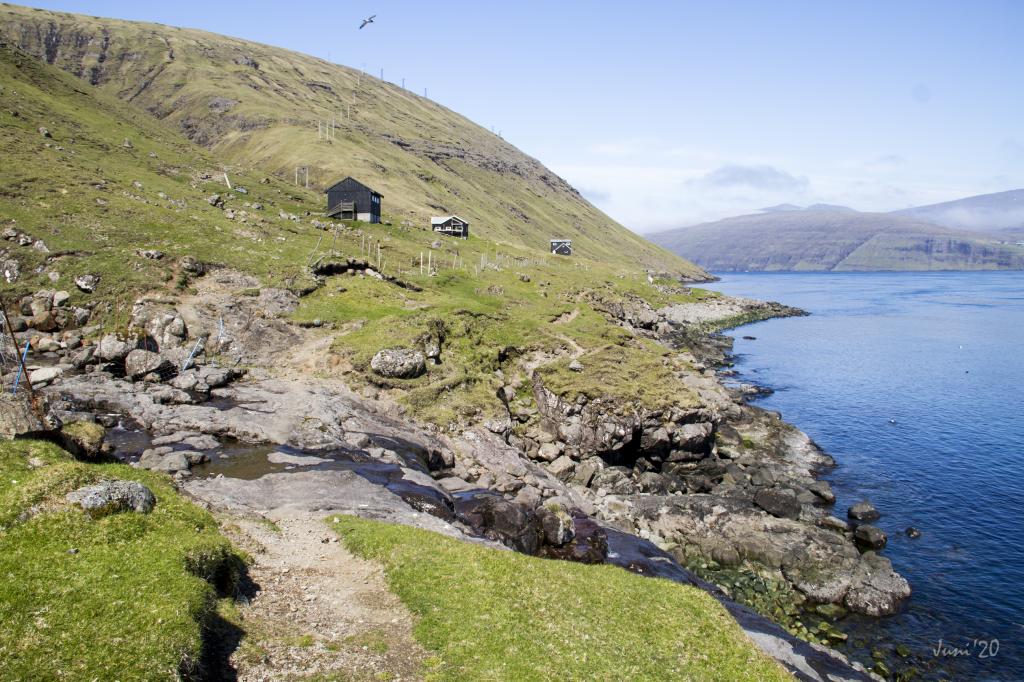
[216,511,429,681]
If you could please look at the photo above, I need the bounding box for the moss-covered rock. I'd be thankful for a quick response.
[59,420,106,461]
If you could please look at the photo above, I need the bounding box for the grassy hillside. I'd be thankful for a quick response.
[333,515,791,681]
[0,40,331,306]
[648,209,1024,272]
[0,41,720,429]
[0,3,701,277]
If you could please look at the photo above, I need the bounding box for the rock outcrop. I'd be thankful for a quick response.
[66,480,156,517]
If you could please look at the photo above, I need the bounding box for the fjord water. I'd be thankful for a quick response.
[708,272,1023,680]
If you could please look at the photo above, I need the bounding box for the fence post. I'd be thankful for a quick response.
[181,337,206,372]
[2,307,34,397]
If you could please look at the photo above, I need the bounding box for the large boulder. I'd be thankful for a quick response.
[60,421,106,460]
[131,304,188,350]
[754,488,802,520]
[1,394,60,439]
[74,274,99,293]
[125,349,172,380]
[96,334,134,362]
[854,524,888,550]
[455,494,542,554]
[138,448,191,473]
[536,503,576,546]
[28,311,58,332]
[672,421,714,451]
[28,366,62,386]
[844,552,911,616]
[370,348,426,379]
[66,480,156,517]
[848,501,880,521]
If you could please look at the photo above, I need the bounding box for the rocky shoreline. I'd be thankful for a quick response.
[1,276,906,681]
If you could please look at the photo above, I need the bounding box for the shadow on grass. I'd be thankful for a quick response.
[193,560,261,682]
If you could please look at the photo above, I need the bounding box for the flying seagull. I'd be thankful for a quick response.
[359,15,376,29]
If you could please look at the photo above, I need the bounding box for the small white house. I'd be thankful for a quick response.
[431,215,469,239]
[550,239,572,255]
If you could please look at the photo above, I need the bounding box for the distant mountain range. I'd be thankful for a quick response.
[649,190,1024,272]
[893,189,1024,232]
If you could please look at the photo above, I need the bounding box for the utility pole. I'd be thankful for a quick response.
[401,77,405,89]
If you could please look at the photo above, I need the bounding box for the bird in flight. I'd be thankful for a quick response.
[360,15,376,29]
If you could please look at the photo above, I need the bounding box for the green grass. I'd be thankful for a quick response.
[0,43,717,429]
[331,516,791,682]
[0,439,242,680]
[0,3,706,277]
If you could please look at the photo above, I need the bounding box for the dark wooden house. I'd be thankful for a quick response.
[325,177,381,223]
[431,215,469,239]
[550,239,572,255]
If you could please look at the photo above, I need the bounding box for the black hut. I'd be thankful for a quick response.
[325,177,381,223]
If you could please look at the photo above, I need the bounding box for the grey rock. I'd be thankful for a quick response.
[199,367,232,388]
[70,346,96,369]
[181,256,205,274]
[74,274,99,293]
[267,450,329,466]
[96,334,134,362]
[844,553,911,616]
[2,258,21,283]
[537,503,576,546]
[29,366,62,386]
[848,501,880,521]
[854,524,888,551]
[52,291,70,308]
[536,442,561,462]
[548,455,576,480]
[808,480,836,504]
[131,305,187,350]
[125,349,172,380]
[138,449,191,473]
[66,480,155,517]
[673,421,713,451]
[1,394,59,439]
[170,371,200,392]
[370,348,426,379]
[437,477,476,493]
[754,489,802,520]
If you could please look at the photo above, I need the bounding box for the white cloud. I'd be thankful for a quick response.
[689,164,809,192]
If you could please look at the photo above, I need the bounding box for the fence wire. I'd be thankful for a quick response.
[0,312,33,399]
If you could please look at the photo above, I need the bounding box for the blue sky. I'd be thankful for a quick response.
[26,0,1024,231]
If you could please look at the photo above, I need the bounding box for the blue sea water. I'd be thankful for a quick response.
[706,272,1024,681]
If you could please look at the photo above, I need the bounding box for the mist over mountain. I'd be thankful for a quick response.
[893,189,1024,232]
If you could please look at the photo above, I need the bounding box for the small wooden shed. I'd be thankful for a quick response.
[550,239,572,256]
[431,215,469,239]
[325,177,382,223]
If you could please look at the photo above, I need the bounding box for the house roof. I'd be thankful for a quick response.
[550,238,572,244]
[431,215,468,226]
[324,176,382,196]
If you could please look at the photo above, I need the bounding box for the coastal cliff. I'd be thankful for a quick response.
[0,12,905,679]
